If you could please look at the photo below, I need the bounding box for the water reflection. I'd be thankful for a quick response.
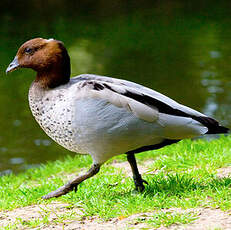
[0,5,231,174]
[34,139,52,147]
[9,157,24,165]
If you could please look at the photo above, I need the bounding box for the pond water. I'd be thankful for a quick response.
[1,3,231,174]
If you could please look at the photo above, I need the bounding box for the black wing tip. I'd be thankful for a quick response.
[206,125,229,134]
[194,116,229,134]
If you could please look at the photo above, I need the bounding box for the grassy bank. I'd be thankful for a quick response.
[1,135,231,229]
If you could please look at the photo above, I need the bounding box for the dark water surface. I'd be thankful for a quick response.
[1,4,231,174]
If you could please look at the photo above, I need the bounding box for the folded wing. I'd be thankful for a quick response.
[73,75,229,139]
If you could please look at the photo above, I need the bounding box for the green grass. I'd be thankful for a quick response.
[1,135,231,229]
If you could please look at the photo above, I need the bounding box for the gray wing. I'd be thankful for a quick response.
[72,74,204,117]
[71,74,227,137]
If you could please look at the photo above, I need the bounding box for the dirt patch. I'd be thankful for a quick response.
[0,202,83,229]
[166,208,231,230]
[1,203,231,230]
[217,166,231,178]
[0,202,150,229]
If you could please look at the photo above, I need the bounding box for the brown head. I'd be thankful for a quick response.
[6,38,70,88]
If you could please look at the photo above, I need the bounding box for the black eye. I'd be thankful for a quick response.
[24,47,33,54]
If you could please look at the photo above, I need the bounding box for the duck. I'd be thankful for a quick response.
[6,38,229,199]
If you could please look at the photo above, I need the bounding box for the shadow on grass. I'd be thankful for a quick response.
[141,173,231,197]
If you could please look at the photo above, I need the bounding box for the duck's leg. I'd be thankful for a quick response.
[127,153,148,191]
[42,164,100,199]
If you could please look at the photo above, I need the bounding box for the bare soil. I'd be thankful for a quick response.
[217,166,231,178]
[1,204,231,229]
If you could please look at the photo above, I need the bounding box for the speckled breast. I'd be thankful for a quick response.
[28,86,81,153]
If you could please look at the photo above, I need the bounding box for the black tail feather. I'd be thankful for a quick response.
[193,116,229,134]
[206,125,229,134]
